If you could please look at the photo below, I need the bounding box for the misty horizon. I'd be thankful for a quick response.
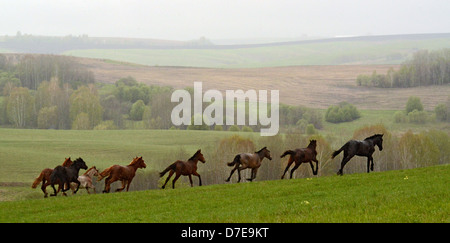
[1,0,449,42]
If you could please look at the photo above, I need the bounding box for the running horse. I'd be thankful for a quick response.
[97,156,146,193]
[160,149,206,189]
[332,134,384,175]
[70,166,99,194]
[280,139,319,179]
[50,157,88,196]
[31,157,73,198]
[225,147,272,183]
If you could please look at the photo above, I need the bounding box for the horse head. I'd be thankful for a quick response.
[257,147,272,160]
[74,157,88,170]
[376,134,384,151]
[196,149,206,163]
[133,156,147,169]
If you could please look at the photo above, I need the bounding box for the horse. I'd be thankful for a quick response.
[31,157,73,198]
[332,134,384,176]
[97,156,146,193]
[225,146,272,183]
[160,149,205,189]
[50,157,88,196]
[70,166,99,194]
[280,139,319,179]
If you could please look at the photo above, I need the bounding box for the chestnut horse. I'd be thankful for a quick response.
[225,147,272,183]
[160,149,206,189]
[31,157,73,198]
[281,140,319,179]
[97,156,146,193]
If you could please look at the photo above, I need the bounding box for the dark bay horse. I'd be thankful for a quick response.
[50,157,88,196]
[160,149,206,189]
[332,134,384,175]
[281,140,319,179]
[97,156,146,193]
[32,157,73,198]
[225,147,272,183]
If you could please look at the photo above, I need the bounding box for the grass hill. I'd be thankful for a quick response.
[63,33,450,68]
[0,164,448,223]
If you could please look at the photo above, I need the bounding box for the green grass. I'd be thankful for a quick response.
[0,128,239,183]
[63,37,450,68]
[0,164,448,223]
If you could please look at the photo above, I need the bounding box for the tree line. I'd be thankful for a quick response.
[0,54,331,131]
[357,49,450,88]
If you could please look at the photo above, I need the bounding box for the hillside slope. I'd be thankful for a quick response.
[1,164,448,223]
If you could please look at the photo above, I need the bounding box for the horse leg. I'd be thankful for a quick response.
[312,159,319,175]
[103,176,113,193]
[188,175,193,187]
[193,171,202,186]
[116,180,126,192]
[337,155,353,176]
[281,158,294,179]
[41,179,49,198]
[162,170,174,189]
[225,165,237,182]
[50,183,58,196]
[369,156,374,172]
[126,178,133,191]
[172,172,181,189]
[290,163,301,179]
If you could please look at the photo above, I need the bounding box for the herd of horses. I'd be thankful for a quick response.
[31,134,384,197]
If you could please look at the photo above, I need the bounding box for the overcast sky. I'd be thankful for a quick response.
[0,0,449,40]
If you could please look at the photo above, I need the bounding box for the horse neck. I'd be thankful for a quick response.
[84,168,96,178]
[256,151,266,161]
[188,157,199,166]
[127,162,140,172]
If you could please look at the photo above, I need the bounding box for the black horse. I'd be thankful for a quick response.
[332,134,384,175]
[50,157,88,196]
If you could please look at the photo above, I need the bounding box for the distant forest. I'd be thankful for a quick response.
[0,54,321,131]
[357,49,450,88]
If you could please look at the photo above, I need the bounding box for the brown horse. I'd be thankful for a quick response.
[280,140,319,179]
[225,147,272,183]
[31,157,73,198]
[160,149,206,189]
[97,156,146,193]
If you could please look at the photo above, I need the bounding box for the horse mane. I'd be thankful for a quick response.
[83,166,96,175]
[307,140,317,148]
[129,156,142,166]
[188,150,201,161]
[364,134,383,141]
[72,157,84,164]
[255,147,267,153]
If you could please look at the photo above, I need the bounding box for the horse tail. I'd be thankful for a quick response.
[159,163,177,177]
[331,143,348,159]
[31,171,46,188]
[97,166,113,181]
[227,154,241,167]
[280,150,295,158]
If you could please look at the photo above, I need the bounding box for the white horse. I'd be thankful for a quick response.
[70,166,99,194]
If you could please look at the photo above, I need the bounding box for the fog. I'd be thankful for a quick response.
[0,0,449,41]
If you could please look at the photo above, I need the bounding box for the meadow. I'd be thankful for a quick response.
[0,164,448,223]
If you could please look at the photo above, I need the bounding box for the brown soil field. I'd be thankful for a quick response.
[80,58,449,110]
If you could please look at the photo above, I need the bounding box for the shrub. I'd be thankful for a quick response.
[408,109,428,124]
[242,126,253,132]
[405,96,423,114]
[434,103,448,122]
[325,102,360,123]
[228,125,240,132]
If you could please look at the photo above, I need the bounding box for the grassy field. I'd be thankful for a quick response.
[64,36,450,68]
[0,164,448,223]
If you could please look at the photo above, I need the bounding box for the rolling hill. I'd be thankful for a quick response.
[0,164,448,223]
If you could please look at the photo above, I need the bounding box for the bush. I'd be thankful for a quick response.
[325,102,360,123]
[393,111,407,123]
[228,125,240,132]
[408,109,428,124]
[306,124,316,135]
[434,103,448,122]
[129,100,145,121]
[405,96,424,114]
[242,126,253,132]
